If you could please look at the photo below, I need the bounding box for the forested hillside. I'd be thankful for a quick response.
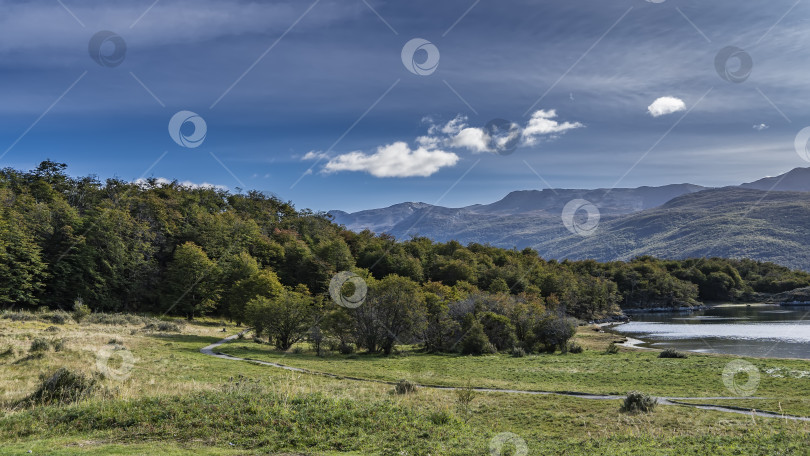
[2,162,809,354]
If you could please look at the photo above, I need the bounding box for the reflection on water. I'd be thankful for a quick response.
[612,304,810,359]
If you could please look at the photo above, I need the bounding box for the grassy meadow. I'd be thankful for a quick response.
[1,312,809,455]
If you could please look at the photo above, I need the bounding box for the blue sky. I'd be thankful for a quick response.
[0,0,809,212]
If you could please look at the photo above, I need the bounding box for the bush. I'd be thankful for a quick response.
[0,346,18,359]
[394,379,418,395]
[85,313,145,326]
[143,321,181,332]
[29,338,51,353]
[45,326,60,333]
[428,408,455,425]
[17,368,98,407]
[533,313,577,354]
[455,382,476,422]
[107,338,123,345]
[568,342,583,354]
[620,391,657,414]
[290,346,304,355]
[49,311,73,325]
[510,347,526,358]
[51,338,66,352]
[459,321,495,355]
[658,348,688,359]
[72,299,91,323]
[1,311,37,322]
[603,342,620,355]
[339,343,355,355]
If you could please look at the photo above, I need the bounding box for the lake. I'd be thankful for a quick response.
[611,304,810,359]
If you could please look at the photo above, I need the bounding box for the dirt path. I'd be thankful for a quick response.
[201,333,810,422]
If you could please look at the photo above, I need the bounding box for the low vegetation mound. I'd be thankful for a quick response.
[17,368,99,407]
[620,392,657,414]
[658,348,688,359]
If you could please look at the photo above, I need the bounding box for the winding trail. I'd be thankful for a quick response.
[201,333,810,422]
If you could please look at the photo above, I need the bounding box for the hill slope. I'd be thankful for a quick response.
[330,168,810,270]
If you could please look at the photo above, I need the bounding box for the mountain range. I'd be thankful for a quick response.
[329,167,810,271]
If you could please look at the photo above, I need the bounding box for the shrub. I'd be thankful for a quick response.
[49,311,73,325]
[658,348,688,359]
[143,321,181,332]
[533,313,577,354]
[85,313,145,326]
[339,343,355,355]
[290,346,304,355]
[428,408,455,425]
[2,311,36,322]
[72,299,91,323]
[620,391,657,414]
[29,338,51,353]
[455,382,476,422]
[107,338,123,345]
[51,338,66,352]
[460,321,495,355]
[45,326,60,333]
[480,312,517,351]
[0,346,17,359]
[603,342,620,355]
[394,379,418,395]
[568,342,584,354]
[252,337,264,344]
[17,368,98,407]
[510,347,526,358]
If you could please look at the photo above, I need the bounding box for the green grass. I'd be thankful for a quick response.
[217,337,810,411]
[2,320,810,455]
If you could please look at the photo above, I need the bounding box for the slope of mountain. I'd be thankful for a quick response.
[740,167,810,192]
[329,168,810,270]
[331,184,706,234]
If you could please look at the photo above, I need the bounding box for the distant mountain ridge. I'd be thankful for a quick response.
[329,167,810,270]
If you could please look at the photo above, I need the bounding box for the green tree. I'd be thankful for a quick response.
[163,242,219,319]
[246,287,313,349]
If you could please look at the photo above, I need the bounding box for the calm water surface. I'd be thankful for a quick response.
[612,304,810,359]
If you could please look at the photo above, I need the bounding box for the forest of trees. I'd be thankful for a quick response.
[2,161,809,354]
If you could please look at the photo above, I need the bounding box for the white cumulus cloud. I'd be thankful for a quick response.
[753,123,770,131]
[318,109,581,178]
[323,142,459,178]
[647,96,686,117]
